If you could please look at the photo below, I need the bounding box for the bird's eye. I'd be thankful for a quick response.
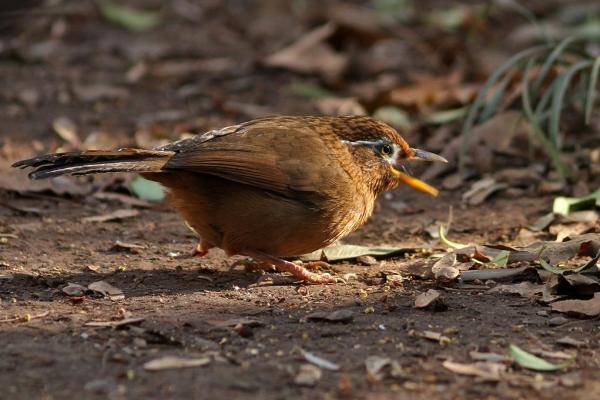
[380,144,393,156]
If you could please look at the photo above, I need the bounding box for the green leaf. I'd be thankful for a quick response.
[490,250,510,268]
[585,57,600,124]
[129,176,166,202]
[552,188,600,215]
[509,344,573,371]
[539,258,567,275]
[96,0,161,32]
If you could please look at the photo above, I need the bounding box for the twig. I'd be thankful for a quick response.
[0,311,50,324]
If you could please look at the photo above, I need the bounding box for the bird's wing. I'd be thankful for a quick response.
[162,119,349,197]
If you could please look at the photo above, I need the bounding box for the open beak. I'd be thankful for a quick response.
[391,148,447,197]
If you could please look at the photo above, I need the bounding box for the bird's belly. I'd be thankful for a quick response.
[148,172,366,257]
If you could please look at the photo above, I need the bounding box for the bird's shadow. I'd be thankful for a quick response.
[0,266,298,302]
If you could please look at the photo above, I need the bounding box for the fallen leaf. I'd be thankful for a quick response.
[365,356,402,382]
[306,309,354,323]
[301,244,410,262]
[528,213,556,231]
[460,266,534,282]
[469,351,509,363]
[93,192,154,208]
[85,317,145,328]
[422,111,528,180]
[556,337,586,348]
[432,253,459,281]
[414,289,446,310]
[316,97,366,116]
[550,292,600,318]
[385,72,478,112]
[509,344,573,371]
[206,318,264,328]
[553,188,600,215]
[442,360,506,381]
[96,0,162,32]
[293,364,322,386]
[52,116,81,148]
[113,240,145,253]
[88,280,124,301]
[72,84,129,103]
[143,356,210,371]
[263,23,347,81]
[300,349,340,371]
[129,176,166,202]
[488,282,545,299]
[462,177,507,206]
[62,283,87,297]
[82,209,140,223]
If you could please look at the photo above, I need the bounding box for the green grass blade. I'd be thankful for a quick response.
[532,35,581,92]
[459,44,552,172]
[479,71,514,121]
[549,60,593,147]
[521,57,571,180]
[585,57,600,124]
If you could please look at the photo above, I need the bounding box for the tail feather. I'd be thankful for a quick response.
[12,148,175,179]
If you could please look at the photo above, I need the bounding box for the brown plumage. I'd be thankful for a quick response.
[13,116,446,283]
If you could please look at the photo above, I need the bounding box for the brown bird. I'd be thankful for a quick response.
[13,116,446,283]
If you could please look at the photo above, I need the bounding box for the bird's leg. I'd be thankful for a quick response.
[241,251,338,284]
[191,241,209,257]
[229,257,276,272]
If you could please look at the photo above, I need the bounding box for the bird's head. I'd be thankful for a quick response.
[338,117,447,196]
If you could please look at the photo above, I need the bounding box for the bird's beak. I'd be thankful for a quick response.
[390,148,447,197]
[410,148,448,163]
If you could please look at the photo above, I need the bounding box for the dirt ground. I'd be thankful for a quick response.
[1,1,600,399]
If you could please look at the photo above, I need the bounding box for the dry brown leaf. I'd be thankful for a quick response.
[432,253,459,281]
[386,72,478,112]
[316,97,366,116]
[143,356,211,371]
[294,364,322,387]
[488,282,545,299]
[462,178,507,206]
[263,23,347,81]
[414,289,444,309]
[422,111,529,180]
[305,309,354,323]
[550,293,600,318]
[88,280,124,301]
[62,283,87,297]
[52,116,81,148]
[442,360,506,381]
[365,356,402,382]
[82,209,140,223]
[84,317,145,328]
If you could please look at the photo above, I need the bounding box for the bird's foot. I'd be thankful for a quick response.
[229,257,276,273]
[191,242,209,258]
[242,252,342,284]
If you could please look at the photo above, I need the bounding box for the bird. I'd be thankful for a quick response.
[13,115,446,283]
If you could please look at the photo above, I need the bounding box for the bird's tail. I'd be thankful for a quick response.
[12,148,175,179]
